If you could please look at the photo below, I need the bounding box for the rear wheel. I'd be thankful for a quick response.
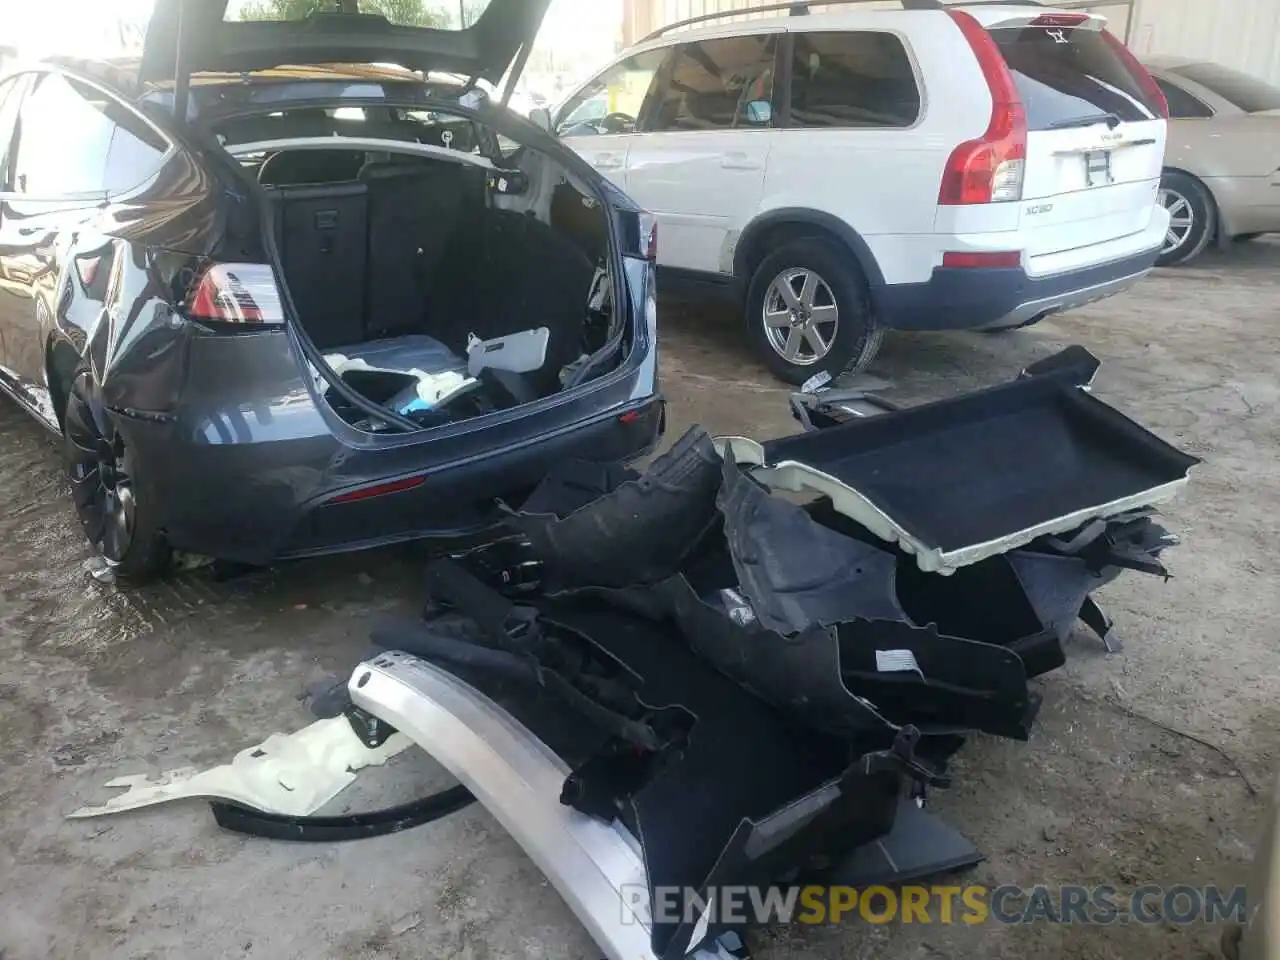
[745,238,883,386]
[1156,171,1214,267]
[64,370,169,584]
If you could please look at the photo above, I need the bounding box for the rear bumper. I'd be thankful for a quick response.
[129,394,663,565]
[278,396,666,559]
[877,247,1160,332]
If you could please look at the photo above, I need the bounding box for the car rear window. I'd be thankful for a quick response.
[989,25,1162,129]
[225,0,490,28]
[1168,62,1280,113]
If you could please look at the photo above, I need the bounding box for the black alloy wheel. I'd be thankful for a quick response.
[64,370,169,582]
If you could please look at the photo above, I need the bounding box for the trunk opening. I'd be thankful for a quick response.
[223,109,626,433]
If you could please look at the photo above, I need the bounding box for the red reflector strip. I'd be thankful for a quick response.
[1030,13,1089,26]
[943,251,1022,269]
[619,410,643,425]
[327,475,426,505]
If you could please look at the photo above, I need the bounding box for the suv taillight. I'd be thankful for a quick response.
[939,9,1027,206]
[188,263,284,325]
[1100,29,1170,119]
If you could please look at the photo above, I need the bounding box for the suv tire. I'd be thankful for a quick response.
[64,369,171,584]
[1156,171,1214,267]
[745,238,883,386]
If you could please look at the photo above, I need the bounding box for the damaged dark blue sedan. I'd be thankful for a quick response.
[0,0,662,581]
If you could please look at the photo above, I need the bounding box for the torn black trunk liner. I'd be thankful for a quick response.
[502,440,1177,741]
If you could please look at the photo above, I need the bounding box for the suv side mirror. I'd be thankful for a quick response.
[528,107,553,133]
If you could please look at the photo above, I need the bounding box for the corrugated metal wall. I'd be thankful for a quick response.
[622,0,1280,85]
[1130,0,1280,83]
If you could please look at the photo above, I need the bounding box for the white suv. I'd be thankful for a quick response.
[548,0,1172,384]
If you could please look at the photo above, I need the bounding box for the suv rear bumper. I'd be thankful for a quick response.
[876,247,1160,332]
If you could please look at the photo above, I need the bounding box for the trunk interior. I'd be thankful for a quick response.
[256,146,615,430]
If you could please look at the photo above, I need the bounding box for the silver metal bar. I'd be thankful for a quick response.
[348,652,658,960]
[349,653,744,959]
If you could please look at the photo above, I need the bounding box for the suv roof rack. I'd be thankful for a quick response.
[641,0,1049,43]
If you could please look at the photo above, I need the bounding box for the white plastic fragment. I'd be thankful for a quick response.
[719,588,756,627]
[67,716,411,819]
[801,370,833,394]
[875,649,925,679]
[466,327,551,377]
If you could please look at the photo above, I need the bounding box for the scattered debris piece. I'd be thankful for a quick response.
[339,347,1197,958]
[210,785,473,842]
[52,730,122,768]
[68,716,411,819]
[389,913,425,937]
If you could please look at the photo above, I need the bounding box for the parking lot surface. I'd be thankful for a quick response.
[1,243,1277,960]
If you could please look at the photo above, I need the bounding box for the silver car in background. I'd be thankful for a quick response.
[1146,58,1280,265]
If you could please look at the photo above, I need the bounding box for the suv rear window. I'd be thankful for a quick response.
[1168,62,1280,113]
[990,25,1162,129]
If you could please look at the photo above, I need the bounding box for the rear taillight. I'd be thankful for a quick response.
[939,9,1027,206]
[639,211,658,261]
[188,263,284,325]
[1100,29,1170,119]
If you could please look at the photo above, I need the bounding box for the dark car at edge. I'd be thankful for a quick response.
[0,0,663,582]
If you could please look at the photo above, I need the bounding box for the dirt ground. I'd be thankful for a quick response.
[1,242,1277,960]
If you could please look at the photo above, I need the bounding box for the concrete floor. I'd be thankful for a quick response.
[1,242,1277,960]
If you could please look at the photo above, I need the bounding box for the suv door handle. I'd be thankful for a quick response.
[721,152,762,171]
[593,153,624,170]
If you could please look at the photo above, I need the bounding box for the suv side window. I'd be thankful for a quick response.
[787,31,920,128]
[557,49,666,137]
[1155,77,1214,119]
[12,73,168,199]
[646,34,779,133]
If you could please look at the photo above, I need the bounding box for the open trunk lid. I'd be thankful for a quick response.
[140,0,552,85]
[981,12,1166,266]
